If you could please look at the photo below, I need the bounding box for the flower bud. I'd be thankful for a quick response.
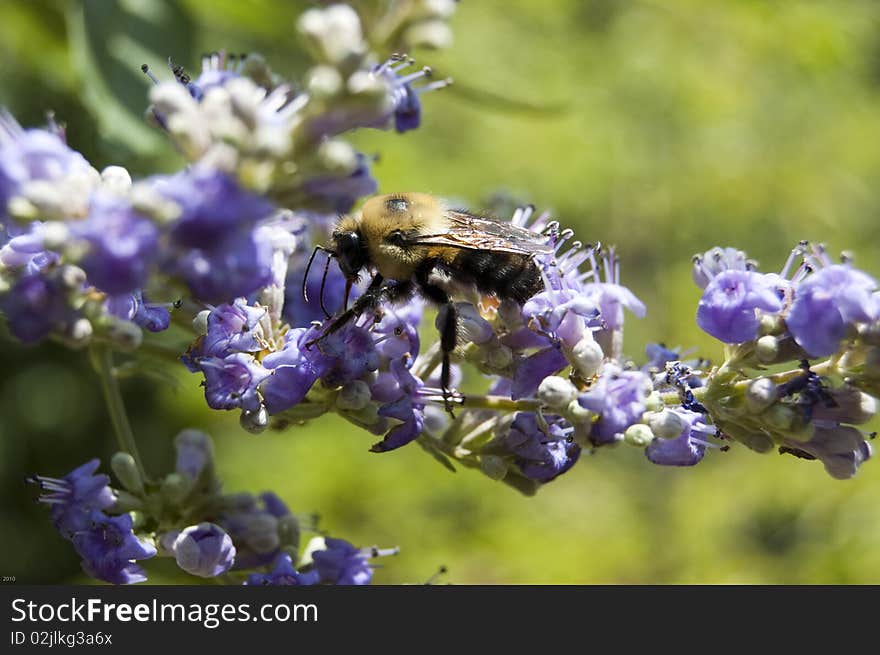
[755,335,779,364]
[746,377,778,413]
[112,490,144,512]
[240,406,270,434]
[306,65,344,97]
[759,313,785,336]
[240,514,280,554]
[570,336,603,378]
[277,515,301,552]
[566,398,594,424]
[100,166,132,194]
[336,379,372,411]
[480,455,509,480]
[106,319,143,351]
[161,472,192,504]
[537,376,578,409]
[59,265,87,290]
[66,318,93,346]
[40,221,70,251]
[644,391,664,413]
[813,388,879,425]
[318,139,357,173]
[172,523,236,578]
[624,423,655,447]
[404,20,454,49]
[647,409,683,440]
[298,4,366,71]
[193,309,210,335]
[763,404,798,432]
[175,429,214,480]
[111,452,144,494]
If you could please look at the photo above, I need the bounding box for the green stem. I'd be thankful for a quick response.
[91,344,147,481]
[458,394,542,412]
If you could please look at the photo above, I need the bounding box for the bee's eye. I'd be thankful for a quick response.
[387,230,406,246]
[385,197,408,213]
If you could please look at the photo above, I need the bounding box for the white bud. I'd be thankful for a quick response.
[403,20,453,49]
[306,65,344,97]
[647,409,684,440]
[67,318,93,346]
[59,265,87,290]
[537,376,578,409]
[566,398,594,425]
[111,452,144,494]
[39,222,70,251]
[755,335,779,364]
[107,319,143,351]
[318,139,357,173]
[336,380,372,411]
[746,377,778,413]
[644,390,665,413]
[624,423,655,447]
[570,336,604,378]
[193,310,210,335]
[298,4,366,68]
[100,166,132,194]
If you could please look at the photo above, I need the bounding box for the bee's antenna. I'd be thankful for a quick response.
[303,245,332,308]
[318,253,333,319]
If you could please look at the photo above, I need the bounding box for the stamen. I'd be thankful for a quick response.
[141,63,160,85]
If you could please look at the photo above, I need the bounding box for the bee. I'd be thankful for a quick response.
[304,192,557,411]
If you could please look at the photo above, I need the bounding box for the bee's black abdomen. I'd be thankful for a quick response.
[450,251,544,304]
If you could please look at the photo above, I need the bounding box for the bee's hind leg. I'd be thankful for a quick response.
[415,265,461,416]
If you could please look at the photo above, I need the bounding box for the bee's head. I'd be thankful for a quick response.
[331,220,367,280]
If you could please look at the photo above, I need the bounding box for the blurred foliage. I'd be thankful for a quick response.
[3,0,880,584]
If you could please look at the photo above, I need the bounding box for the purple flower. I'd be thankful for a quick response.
[644,409,714,466]
[511,345,568,400]
[105,291,170,332]
[72,193,158,295]
[220,492,291,570]
[201,353,269,413]
[371,57,450,133]
[310,538,375,585]
[300,154,378,214]
[696,270,783,343]
[373,302,422,361]
[260,328,329,413]
[578,364,653,445]
[582,282,646,333]
[692,247,751,289]
[0,112,94,227]
[170,523,236,578]
[202,298,266,356]
[372,357,425,452]
[522,289,599,348]
[786,265,879,357]
[73,511,156,584]
[780,425,872,480]
[314,323,381,387]
[501,413,580,482]
[0,222,61,274]
[176,229,274,303]
[0,273,73,343]
[174,429,214,481]
[154,168,274,248]
[27,459,115,537]
[245,553,317,586]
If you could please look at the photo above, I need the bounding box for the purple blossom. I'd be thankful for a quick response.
[72,511,156,584]
[175,229,274,303]
[313,323,381,387]
[220,492,291,570]
[786,265,879,357]
[692,247,752,289]
[522,289,600,348]
[0,112,93,228]
[260,327,329,413]
[583,282,646,333]
[696,270,783,343]
[501,413,580,482]
[644,409,714,467]
[0,222,60,274]
[174,429,213,481]
[780,425,872,480]
[245,553,317,586]
[0,273,73,343]
[300,154,378,214]
[511,345,568,400]
[578,364,652,445]
[202,298,266,356]
[372,357,425,452]
[310,538,376,585]
[154,168,274,248]
[105,291,170,332]
[371,57,450,133]
[72,193,158,295]
[27,459,115,537]
[170,523,236,578]
[201,353,269,413]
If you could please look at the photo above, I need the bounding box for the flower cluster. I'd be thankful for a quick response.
[29,430,396,584]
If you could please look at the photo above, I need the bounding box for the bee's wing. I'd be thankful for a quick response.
[407,210,555,255]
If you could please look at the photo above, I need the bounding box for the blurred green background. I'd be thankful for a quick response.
[3,0,880,584]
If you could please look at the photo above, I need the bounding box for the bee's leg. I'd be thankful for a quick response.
[415,265,458,416]
[306,274,390,349]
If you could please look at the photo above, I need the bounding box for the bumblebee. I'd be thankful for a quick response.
[305,192,556,410]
